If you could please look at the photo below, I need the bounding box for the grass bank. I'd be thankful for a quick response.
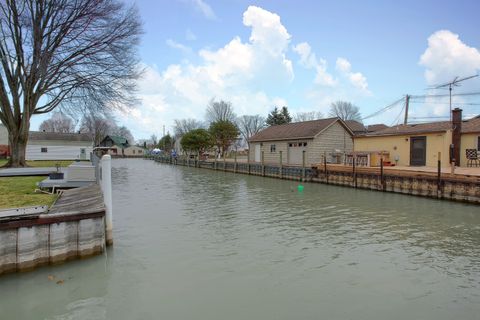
[0,176,56,209]
[0,160,73,168]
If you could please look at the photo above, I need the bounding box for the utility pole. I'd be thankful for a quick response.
[403,94,410,125]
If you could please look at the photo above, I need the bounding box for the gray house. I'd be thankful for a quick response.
[249,117,354,166]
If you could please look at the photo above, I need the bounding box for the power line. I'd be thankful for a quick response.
[410,91,480,99]
[409,101,480,106]
[361,97,405,120]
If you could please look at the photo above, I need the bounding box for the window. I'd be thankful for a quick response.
[139,150,143,154]
[133,150,136,154]
[270,144,276,152]
[41,147,47,153]
[478,136,480,150]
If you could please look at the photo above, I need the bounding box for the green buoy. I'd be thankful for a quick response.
[297,185,304,192]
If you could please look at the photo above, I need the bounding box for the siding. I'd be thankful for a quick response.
[248,122,353,166]
[0,124,7,145]
[354,132,451,167]
[26,145,93,160]
[460,133,480,167]
[249,141,289,164]
[308,121,353,165]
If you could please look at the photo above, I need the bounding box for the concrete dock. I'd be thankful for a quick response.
[0,185,106,275]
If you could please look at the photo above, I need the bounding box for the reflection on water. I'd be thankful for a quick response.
[1,159,479,320]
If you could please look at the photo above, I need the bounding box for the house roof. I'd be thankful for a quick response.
[344,120,366,133]
[29,131,92,142]
[360,116,480,137]
[249,117,351,142]
[365,124,389,132]
[106,135,129,146]
[462,116,480,133]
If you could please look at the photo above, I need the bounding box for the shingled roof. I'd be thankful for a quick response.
[249,117,352,142]
[361,116,480,137]
[29,131,92,142]
[365,124,389,132]
[344,120,366,133]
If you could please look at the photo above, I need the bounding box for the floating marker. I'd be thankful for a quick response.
[297,185,304,192]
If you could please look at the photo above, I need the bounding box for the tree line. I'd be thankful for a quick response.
[37,110,135,147]
[173,99,362,157]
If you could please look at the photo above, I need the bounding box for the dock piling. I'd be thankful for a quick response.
[100,155,113,246]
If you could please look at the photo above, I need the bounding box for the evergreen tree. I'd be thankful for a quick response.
[266,106,292,126]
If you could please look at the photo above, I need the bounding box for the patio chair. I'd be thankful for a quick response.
[466,149,479,167]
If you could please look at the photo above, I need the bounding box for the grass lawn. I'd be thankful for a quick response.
[0,159,74,168]
[0,176,57,209]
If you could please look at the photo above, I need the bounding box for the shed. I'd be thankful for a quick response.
[249,117,354,166]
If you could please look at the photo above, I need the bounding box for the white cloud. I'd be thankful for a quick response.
[414,30,480,120]
[293,42,336,86]
[419,30,480,86]
[166,39,192,55]
[190,0,217,20]
[336,57,369,92]
[117,6,295,138]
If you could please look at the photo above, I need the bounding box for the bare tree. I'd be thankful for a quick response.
[328,101,362,122]
[293,111,324,122]
[237,115,265,149]
[111,125,134,145]
[150,134,158,146]
[0,0,142,167]
[205,99,236,124]
[173,118,203,137]
[79,113,116,146]
[39,111,76,133]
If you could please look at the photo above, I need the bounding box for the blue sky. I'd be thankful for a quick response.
[31,0,480,140]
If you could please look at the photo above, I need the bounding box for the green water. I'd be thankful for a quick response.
[1,159,480,319]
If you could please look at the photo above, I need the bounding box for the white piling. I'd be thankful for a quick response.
[100,155,113,246]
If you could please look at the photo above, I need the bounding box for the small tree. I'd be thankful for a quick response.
[328,101,362,121]
[181,129,212,155]
[158,134,174,152]
[266,106,292,126]
[209,120,239,157]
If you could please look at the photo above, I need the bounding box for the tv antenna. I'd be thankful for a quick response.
[432,74,479,121]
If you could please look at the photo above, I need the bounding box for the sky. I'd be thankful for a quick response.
[30,0,480,140]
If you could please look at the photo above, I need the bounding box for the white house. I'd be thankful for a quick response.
[26,131,93,160]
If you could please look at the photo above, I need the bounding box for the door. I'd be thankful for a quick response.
[410,136,426,166]
[80,148,86,160]
[288,142,307,165]
[254,144,261,162]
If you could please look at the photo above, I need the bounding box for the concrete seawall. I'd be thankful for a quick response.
[148,156,480,204]
[0,185,106,275]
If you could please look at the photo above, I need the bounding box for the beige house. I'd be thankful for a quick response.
[123,145,145,156]
[354,109,480,167]
[249,118,354,166]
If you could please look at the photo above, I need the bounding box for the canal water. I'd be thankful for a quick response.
[1,159,480,319]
